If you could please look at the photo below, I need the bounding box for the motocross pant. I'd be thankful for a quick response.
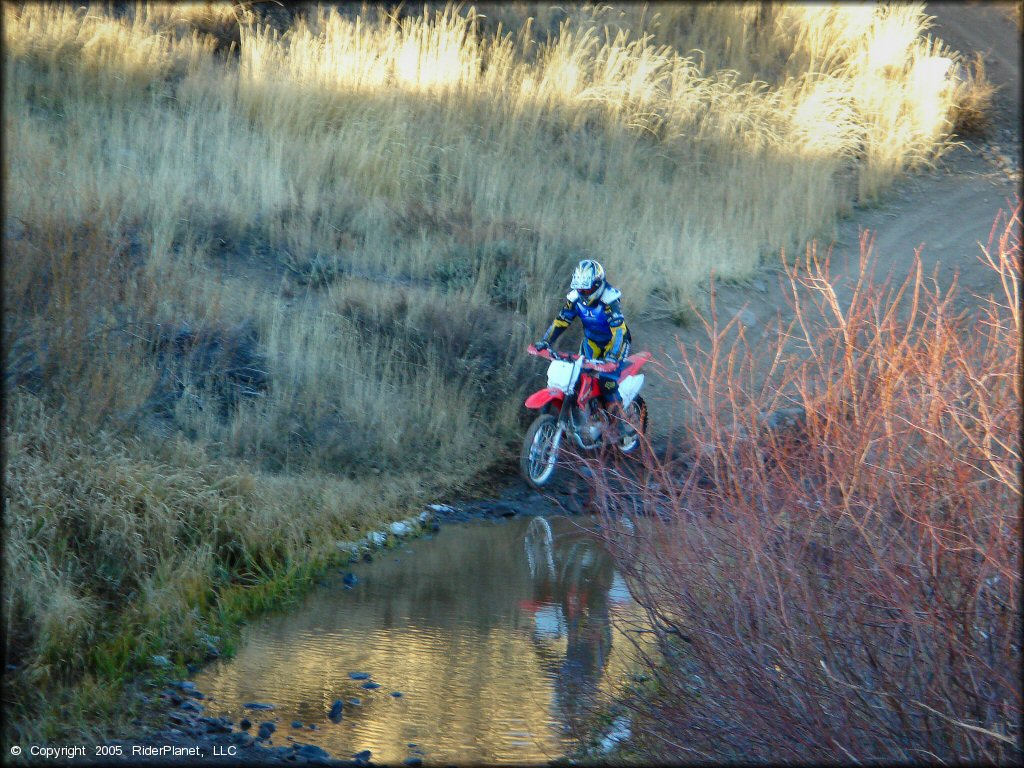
[580,337,630,406]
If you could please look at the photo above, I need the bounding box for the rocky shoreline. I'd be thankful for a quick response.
[53,476,593,768]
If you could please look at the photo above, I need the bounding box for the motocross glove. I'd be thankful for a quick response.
[534,340,551,352]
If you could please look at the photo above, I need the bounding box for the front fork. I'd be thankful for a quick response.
[556,388,594,451]
[543,374,599,453]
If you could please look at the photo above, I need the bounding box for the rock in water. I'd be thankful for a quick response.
[348,671,371,680]
[295,744,332,761]
[230,732,253,747]
[328,700,344,722]
[257,721,276,740]
[242,702,275,710]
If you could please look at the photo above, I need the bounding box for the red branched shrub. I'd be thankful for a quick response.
[590,205,1021,762]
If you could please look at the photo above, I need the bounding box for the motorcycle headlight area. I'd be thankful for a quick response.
[546,360,576,390]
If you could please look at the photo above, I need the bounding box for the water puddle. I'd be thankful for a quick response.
[192,516,643,764]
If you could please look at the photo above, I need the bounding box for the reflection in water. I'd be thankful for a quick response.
[522,518,616,738]
[193,517,641,765]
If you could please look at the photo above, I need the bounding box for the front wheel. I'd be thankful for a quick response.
[616,395,648,454]
[521,414,560,489]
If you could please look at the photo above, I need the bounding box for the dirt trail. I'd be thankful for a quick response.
[629,0,1022,442]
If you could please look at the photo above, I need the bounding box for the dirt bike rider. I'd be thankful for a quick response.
[534,259,634,437]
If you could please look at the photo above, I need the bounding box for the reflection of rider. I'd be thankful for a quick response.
[560,564,613,704]
[535,260,632,412]
[526,533,615,728]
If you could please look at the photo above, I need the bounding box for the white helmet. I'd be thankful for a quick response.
[570,259,606,305]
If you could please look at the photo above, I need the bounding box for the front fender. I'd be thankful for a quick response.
[525,387,565,410]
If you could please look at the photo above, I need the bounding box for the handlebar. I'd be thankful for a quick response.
[526,344,618,373]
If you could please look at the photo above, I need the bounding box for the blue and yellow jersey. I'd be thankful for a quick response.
[542,285,630,360]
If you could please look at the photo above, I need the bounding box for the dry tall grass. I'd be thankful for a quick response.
[590,206,1022,762]
[5,1,977,318]
[1,0,992,746]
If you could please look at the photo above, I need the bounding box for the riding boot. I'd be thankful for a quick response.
[603,399,635,444]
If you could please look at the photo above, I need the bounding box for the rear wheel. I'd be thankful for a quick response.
[521,414,560,489]
[616,395,648,454]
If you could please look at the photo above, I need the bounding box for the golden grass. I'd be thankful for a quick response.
[949,52,998,137]
[2,0,990,744]
[4,1,978,315]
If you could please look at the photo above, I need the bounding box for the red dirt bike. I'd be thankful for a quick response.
[520,344,650,489]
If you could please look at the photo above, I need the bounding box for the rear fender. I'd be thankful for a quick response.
[619,374,645,407]
[525,388,565,410]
